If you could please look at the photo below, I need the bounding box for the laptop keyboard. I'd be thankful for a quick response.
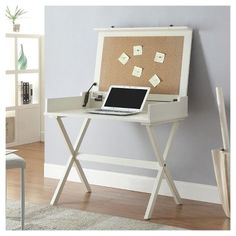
[88,109,138,116]
[95,109,128,113]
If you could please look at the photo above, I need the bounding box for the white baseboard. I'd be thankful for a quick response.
[44,163,220,204]
[40,131,44,142]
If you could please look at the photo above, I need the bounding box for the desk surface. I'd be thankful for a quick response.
[46,108,148,122]
[45,108,185,125]
[45,96,188,124]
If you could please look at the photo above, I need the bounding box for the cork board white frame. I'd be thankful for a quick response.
[93,27,192,101]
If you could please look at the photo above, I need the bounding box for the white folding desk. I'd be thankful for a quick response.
[45,26,192,219]
[45,95,187,220]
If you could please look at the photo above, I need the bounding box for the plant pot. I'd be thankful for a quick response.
[13,24,20,32]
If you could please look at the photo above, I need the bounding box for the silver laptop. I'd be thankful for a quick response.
[88,85,150,116]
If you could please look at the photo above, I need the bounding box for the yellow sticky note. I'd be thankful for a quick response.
[149,74,161,87]
[132,66,143,78]
[118,52,130,65]
[154,52,165,63]
[133,45,143,56]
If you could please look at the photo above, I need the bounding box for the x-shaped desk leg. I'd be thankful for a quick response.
[50,117,91,205]
[144,122,182,220]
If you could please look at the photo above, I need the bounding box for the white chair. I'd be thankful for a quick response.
[6,154,26,230]
[211,87,230,218]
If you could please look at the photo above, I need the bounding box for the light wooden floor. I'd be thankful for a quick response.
[6,142,230,230]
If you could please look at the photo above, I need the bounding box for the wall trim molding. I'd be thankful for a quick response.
[44,163,220,204]
[40,131,44,142]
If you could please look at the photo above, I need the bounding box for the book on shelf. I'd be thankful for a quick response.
[20,81,33,104]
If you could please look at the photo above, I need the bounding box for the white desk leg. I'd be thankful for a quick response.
[144,167,164,220]
[50,117,91,205]
[163,166,182,204]
[144,123,182,219]
[74,159,91,192]
[162,122,182,205]
[163,122,179,161]
[71,118,91,192]
[50,156,74,205]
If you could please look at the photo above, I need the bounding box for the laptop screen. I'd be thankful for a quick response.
[104,87,149,109]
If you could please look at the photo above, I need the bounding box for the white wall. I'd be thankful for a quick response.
[45,6,230,186]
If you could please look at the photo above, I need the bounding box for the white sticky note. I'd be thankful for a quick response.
[154,52,165,63]
[132,66,143,78]
[118,52,130,65]
[149,74,161,87]
[133,45,143,56]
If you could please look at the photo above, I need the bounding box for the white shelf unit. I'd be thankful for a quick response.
[5,33,42,147]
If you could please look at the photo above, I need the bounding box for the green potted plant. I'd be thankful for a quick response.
[5,6,27,32]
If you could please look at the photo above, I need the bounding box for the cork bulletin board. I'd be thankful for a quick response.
[99,36,184,94]
[94,27,192,97]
